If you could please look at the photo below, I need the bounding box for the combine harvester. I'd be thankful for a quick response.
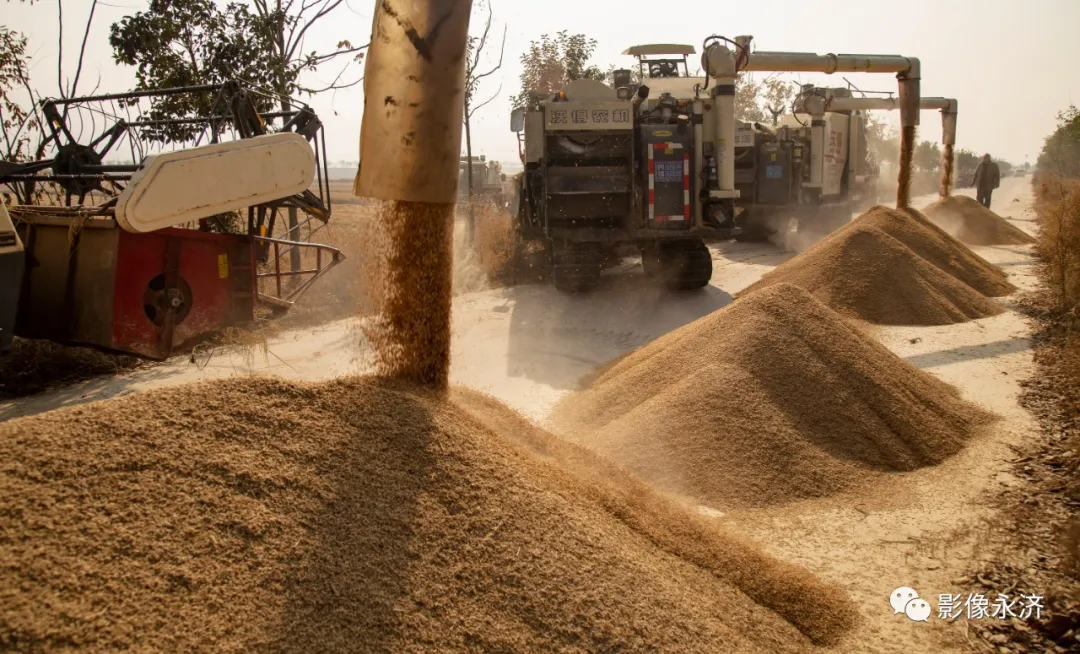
[731,86,960,240]
[0,81,343,359]
[458,155,508,205]
[508,34,926,292]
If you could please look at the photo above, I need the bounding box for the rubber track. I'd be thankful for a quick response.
[552,243,603,293]
[661,240,713,290]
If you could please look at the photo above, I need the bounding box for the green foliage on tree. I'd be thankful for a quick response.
[1037,105,1080,179]
[864,113,898,166]
[735,75,796,124]
[0,25,35,161]
[955,148,980,170]
[109,0,278,140]
[512,31,605,109]
[110,1,276,93]
[109,0,364,139]
[914,140,942,173]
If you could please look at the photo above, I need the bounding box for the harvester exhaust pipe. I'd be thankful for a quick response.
[353,0,473,389]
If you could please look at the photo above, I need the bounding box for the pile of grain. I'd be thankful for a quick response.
[551,284,995,509]
[858,206,1014,297]
[0,376,857,652]
[739,206,1009,325]
[922,195,1036,246]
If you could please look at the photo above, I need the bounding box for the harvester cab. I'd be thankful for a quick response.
[627,44,693,80]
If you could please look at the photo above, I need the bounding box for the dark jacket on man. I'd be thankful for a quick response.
[973,160,1000,191]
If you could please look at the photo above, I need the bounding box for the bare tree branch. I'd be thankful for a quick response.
[69,0,99,99]
[467,83,502,119]
[471,25,506,86]
[286,0,344,61]
[57,0,64,96]
[301,56,354,94]
[306,43,368,67]
[468,5,493,76]
[301,72,362,94]
[294,0,324,23]
[87,70,102,96]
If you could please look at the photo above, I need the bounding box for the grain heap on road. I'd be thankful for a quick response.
[922,194,1037,246]
[551,284,996,509]
[0,376,857,653]
[739,206,1009,325]
[859,206,1014,297]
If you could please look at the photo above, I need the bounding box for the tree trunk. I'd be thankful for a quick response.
[465,103,476,246]
[277,8,291,116]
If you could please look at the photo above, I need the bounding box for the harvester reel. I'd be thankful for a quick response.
[51,143,105,197]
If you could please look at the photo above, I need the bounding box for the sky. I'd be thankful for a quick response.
[5,0,1079,168]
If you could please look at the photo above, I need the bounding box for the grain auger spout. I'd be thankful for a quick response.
[821,94,958,149]
[819,93,958,195]
[701,34,922,207]
[353,0,473,388]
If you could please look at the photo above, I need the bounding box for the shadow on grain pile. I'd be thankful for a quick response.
[0,375,858,652]
[550,284,997,510]
[922,194,1037,246]
[738,205,1012,325]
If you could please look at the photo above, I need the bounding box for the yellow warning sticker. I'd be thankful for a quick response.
[218,253,229,279]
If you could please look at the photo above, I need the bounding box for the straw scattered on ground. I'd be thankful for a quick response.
[739,225,1004,325]
[0,338,144,399]
[551,284,996,509]
[455,201,515,291]
[0,375,858,652]
[923,194,1037,246]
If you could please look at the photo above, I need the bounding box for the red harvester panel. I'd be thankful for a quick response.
[15,221,256,359]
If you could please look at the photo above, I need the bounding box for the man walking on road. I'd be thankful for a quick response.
[972,154,1001,209]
